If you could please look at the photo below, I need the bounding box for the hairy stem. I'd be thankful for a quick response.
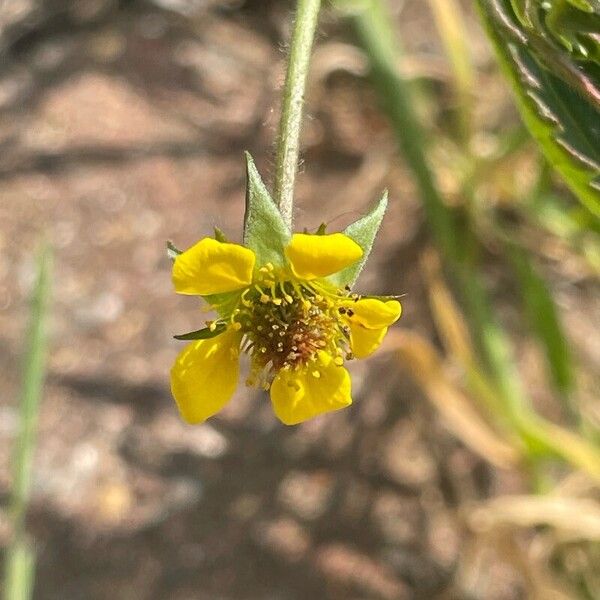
[273,0,321,229]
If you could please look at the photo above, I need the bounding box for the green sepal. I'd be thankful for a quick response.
[166,241,182,262]
[214,227,228,242]
[174,322,227,341]
[329,190,388,288]
[243,152,291,268]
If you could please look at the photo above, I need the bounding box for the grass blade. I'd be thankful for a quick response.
[508,242,574,398]
[392,330,520,469]
[4,245,52,600]
[427,0,475,143]
[4,541,36,600]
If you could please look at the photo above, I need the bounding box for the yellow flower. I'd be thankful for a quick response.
[170,233,401,425]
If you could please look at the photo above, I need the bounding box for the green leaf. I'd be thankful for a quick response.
[476,0,600,216]
[243,152,291,267]
[174,322,227,341]
[508,243,575,398]
[329,190,388,288]
[166,241,182,262]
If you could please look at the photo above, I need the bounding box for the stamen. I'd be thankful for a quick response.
[228,276,355,389]
[241,288,252,307]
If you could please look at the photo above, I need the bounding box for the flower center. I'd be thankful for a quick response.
[230,270,350,389]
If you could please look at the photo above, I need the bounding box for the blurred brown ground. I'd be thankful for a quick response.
[0,1,598,599]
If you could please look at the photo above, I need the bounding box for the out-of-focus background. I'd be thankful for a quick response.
[1,1,599,599]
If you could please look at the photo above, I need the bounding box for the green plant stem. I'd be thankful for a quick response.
[273,0,321,229]
[5,245,51,600]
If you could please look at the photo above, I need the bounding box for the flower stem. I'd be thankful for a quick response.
[273,0,321,229]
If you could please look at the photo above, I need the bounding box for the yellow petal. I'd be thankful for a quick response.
[350,323,388,358]
[285,233,362,280]
[270,352,352,425]
[170,329,241,423]
[347,298,402,329]
[172,238,255,295]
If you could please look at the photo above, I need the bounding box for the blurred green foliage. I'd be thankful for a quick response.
[335,0,600,594]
